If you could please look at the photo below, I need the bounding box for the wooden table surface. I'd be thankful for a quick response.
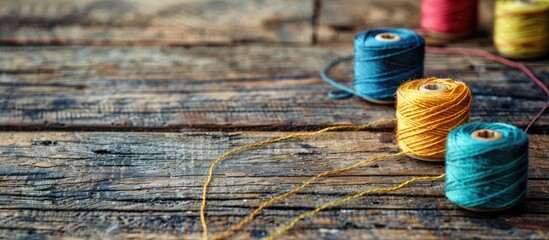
[1,1,548,239]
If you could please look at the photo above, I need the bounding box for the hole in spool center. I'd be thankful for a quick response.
[380,34,396,40]
[424,84,441,90]
[471,129,503,142]
[375,33,401,42]
[419,83,447,93]
[477,130,495,138]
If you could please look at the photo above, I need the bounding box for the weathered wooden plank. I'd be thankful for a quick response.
[318,0,495,44]
[0,0,313,45]
[0,131,548,239]
[0,45,547,131]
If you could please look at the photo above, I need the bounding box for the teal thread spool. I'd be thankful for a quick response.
[445,122,529,212]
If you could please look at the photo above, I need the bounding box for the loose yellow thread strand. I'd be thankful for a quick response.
[267,173,446,240]
[211,152,406,240]
[200,118,397,240]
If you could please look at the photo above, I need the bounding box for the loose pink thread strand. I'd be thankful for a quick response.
[426,46,549,132]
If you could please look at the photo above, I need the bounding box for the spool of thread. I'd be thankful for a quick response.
[321,28,425,104]
[420,0,478,40]
[445,122,529,212]
[396,77,472,161]
[494,0,549,59]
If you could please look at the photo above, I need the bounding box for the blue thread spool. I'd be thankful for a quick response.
[445,122,529,212]
[320,28,425,104]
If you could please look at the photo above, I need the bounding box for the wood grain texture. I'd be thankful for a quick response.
[2,1,548,240]
[317,0,495,44]
[0,0,313,45]
[0,45,548,132]
[0,131,548,239]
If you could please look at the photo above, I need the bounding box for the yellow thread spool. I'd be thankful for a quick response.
[494,0,549,59]
[409,82,447,161]
[396,78,472,162]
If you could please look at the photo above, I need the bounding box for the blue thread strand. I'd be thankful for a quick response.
[320,28,425,102]
[445,122,529,209]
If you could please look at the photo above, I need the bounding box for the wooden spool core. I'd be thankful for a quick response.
[405,83,449,162]
[471,129,503,142]
[461,128,509,212]
[375,33,401,42]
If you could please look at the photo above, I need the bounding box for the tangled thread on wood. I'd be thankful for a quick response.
[200,118,398,240]
[211,151,405,240]
[267,174,446,239]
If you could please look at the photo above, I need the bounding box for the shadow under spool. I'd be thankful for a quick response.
[426,30,473,41]
[459,128,515,212]
[497,52,543,61]
[405,83,447,162]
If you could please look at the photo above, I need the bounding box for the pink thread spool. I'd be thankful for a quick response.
[421,0,478,40]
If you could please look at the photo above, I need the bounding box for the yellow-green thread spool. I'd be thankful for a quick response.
[494,0,549,59]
